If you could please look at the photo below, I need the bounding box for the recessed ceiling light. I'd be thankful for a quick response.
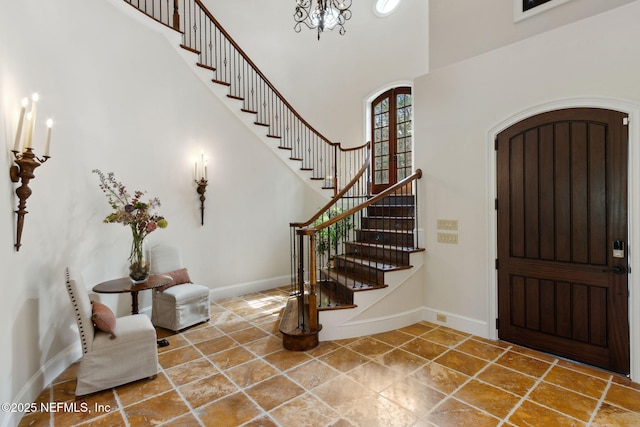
[374,0,401,17]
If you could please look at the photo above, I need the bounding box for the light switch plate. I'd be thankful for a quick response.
[437,219,458,230]
[437,232,458,244]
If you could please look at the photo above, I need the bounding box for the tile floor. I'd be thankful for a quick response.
[18,286,640,427]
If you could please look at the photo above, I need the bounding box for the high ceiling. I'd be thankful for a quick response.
[202,0,429,146]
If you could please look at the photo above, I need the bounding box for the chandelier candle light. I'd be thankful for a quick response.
[9,93,53,251]
[294,0,352,40]
[194,151,208,226]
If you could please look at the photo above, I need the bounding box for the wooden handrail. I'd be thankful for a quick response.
[290,142,371,228]
[305,168,423,234]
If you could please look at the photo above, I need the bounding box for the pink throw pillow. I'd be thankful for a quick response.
[158,268,192,292]
[91,301,117,339]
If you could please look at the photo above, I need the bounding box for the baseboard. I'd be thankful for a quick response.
[422,306,489,338]
[319,307,425,341]
[209,275,290,302]
[0,344,82,427]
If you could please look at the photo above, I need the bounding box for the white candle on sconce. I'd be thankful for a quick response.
[44,119,53,157]
[21,112,32,152]
[26,93,39,149]
[13,98,28,151]
[204,159,208,180]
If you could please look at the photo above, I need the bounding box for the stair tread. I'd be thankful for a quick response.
[356,228,414,235]
[334,255,412,271]
[322,268,388,291]
[346,241,424,253]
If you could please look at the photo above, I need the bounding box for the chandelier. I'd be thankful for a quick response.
[294,0,353,40]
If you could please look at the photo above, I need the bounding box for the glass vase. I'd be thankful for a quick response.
[129,235,150,284]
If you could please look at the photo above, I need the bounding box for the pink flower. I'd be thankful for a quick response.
[146,222,157,233]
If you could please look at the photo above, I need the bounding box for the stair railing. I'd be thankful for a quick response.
[290,156,422,331]
[123,0,368,195]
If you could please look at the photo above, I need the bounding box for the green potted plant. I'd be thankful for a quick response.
[313,207,354,266]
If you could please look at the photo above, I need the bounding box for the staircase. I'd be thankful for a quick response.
[318,194,423,310]
[283,169,424,349]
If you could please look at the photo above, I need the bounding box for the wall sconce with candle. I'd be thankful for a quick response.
[194,151,208,226]
[9,93,53,251]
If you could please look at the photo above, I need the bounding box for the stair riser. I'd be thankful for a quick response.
[344,243,410,266]
[367,206,415,217]
[372,195,415,206]
[317,280,354,308]
[355,230,415,247]
[333,259,385,285]
[361,217,415,231]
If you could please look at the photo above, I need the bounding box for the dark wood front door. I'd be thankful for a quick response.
[496,108,630,374]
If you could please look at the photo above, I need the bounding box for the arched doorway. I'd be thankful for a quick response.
[495,107,630,374]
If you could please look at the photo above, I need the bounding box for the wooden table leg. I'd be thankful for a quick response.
[131,290,139,314]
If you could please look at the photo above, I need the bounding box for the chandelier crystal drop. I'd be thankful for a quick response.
[294,0,353,40]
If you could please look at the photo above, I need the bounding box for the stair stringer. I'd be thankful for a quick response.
[318,250,427,341]
[109,0,331,199]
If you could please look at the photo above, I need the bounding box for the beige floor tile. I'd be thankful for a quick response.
[195,392,263,427]
[158,346,202,369]
[508,400,585,427]
[245,375,305,411]
[314,376,376,414]
[164,357,218,387]
[207,345,256,370]
[343,393,419,427]
[194,334,237,356]
[475,363,537,397]
[605,383,640,413]
[423,397,500,427]
[179,373,238,409]
[400,337,449,361]
[433,349,488,377]
[116,373,173,407]
[421,328,468,347]
[319,347,371,373]
[591,402,640,426]
[124,390,190,427]
[381,376,446,417]
[455,338,507,361]
[263,348,313,371]
[348,360,405,393]
[226,359,279,388]
[528,381,598,422]
[544,365,608,399]
[377,348,428,376]
[269,393,340,426]
[286,359,340,390]
[411,362,470,395]
[453,379,521,419]
[495,350,552,378]
[347,336,395,358]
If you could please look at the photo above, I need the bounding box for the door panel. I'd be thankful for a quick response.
[497,108,629,374]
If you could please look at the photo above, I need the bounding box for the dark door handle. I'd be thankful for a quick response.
[602,265,626,274]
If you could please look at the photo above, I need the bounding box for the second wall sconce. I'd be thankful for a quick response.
[194,151,208,226]
[9,93,54,251]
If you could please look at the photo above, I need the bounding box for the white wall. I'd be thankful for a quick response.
[0,0,321,422]
[415,0,640,379]
[429,0,635,70]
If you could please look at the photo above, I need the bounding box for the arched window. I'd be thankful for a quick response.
[371,86,412,193]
